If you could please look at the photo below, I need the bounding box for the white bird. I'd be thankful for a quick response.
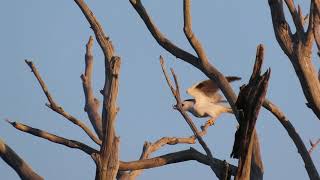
[180,76,241,125]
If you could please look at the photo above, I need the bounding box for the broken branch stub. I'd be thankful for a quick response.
[231,45,271,180]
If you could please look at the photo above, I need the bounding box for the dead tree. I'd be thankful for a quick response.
[2,0,320,180]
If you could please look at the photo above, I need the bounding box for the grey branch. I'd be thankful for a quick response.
[25,60,101,146]
[0,138,44,180]
[6,120,98,156]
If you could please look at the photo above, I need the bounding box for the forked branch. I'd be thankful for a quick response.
[122,120,214,179]
[268,0,320,120]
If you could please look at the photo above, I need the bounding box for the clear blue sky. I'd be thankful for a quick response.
[0,0,319,179]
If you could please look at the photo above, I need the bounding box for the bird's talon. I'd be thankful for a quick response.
[206,119,215,126]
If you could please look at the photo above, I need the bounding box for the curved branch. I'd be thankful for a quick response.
[129,0,200,69]
[183,0,209,65]
[0,138,44,180]
[263,100,320,180]
[6,120,98,156]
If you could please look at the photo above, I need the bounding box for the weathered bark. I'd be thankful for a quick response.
[74,1,121,179]
[0,138,43,180]
[268,0,320,120]
[81,36,103,140]
[231,45,271,180]
[314,0,320,55]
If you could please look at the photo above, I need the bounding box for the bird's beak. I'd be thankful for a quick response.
[173,105,177,110]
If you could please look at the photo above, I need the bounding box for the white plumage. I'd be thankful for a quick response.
[181,77,240,125]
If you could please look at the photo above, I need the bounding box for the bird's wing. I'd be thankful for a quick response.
[187,76,241,103]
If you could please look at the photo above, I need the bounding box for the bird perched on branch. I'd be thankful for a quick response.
[179,76,241,125]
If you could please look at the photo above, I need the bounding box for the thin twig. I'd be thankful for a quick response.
[160,56,225,178]
[25,60,101,145]
[126,121,212,179]
[309,138,320,154]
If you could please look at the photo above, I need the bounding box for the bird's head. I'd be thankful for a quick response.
[179,99,195,111]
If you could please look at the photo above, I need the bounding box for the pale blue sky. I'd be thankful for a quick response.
[0,0,319,179]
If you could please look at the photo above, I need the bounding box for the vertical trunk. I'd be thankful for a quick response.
[95,56,121,180]
[95,137,120,180]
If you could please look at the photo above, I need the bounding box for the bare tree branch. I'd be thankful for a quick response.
[74,1,122,179]
[81,36,103,140]
[268,0,294,56]
[268,0,320,120]
[231,45,271,180]
[119,148,237,176]
[284,0,304,38]
[314,0,320,55]
[263,100,320,180]
[129,0,200,69]
[74,0,114,61]
[183,0,209,65]
[6,120,98,156]
[131,1,264,178]
[25,60,101,146]
[160,56,232,179]
[124,120,213,179]
[0,138,44,180]
[309,138,320,154]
